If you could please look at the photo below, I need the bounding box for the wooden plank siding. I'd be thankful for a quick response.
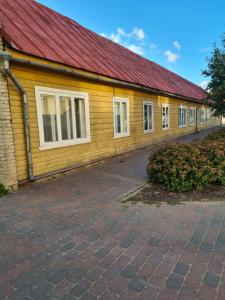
[7,56,221,182]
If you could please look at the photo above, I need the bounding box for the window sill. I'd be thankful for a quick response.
[39,138,91,150]
[162,127,169,131]
[179,125,187,128]
[114,133,130,139]
[189,123,196,127]
[144,129,154,134]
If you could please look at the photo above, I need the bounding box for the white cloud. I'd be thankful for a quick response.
[127,44,144,55]
[109,33,121,43]
[100,27,146,56]
[101,29,182,63]
[117,27,125,36]
[173,41,181,51]
[130,27,145,40]
[164,50,179,63]
[199,79,209,89]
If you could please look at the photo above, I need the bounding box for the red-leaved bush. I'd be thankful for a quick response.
[147,130,225,192]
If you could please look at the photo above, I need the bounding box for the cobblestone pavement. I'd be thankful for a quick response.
[1,127,225,300]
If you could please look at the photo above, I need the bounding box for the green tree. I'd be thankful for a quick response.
[202,34,225,116]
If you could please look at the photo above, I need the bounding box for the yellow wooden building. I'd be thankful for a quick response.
[0,0,221,189]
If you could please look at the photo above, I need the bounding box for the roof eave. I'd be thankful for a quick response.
[10,55,208,104]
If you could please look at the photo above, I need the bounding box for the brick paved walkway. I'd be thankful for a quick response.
[1,127,225,300]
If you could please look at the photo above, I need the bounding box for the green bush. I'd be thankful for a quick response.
[0,183,8,197]
[147,140,225,192]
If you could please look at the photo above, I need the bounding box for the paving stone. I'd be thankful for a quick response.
[49,269,69,284]
[148,237,160,247]
[67,268,87,281]
[127,231,140,240]
[75,240,90,251]
[80,292,98,300]
[100,290,118,300]
[121,264,138,279]
[12,272,32,288]
[166,273,183,290]
[119,288,138,300]
[69,279,90,297]
[148,255,162,266]
[119,239,134,248]
[203,272,220,288]
[60,242,74,252]
[179,285,198,300]
[0,127,223,300]
[10,284,34,300]
[128,276,146,292]
[103,266,120,280]
[200,242,213,253]
[29,287,52,300]
[62,294,77,300]
[94,248,110,259]
[85,266,103,281]
[174,262,189,276]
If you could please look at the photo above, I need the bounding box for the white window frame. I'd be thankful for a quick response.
[113,97,130,138]
[143,101,154,133]
[35,86,91,150]
[200,107,206,124]
[162,104,170,131]
[178,106,187,128]
[189,107,196,126]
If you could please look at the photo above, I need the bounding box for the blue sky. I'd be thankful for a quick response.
[38,0,225,87]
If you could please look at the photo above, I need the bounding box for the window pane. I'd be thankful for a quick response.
[121,102,127,133]
[190,109,193,124]
[74,98,87,138]
[200,109,204,123]
[148,105,152,130]
[114,102,121,134]
[163,106,169,129]
[144,104,148,130]
[60,96,73,140]
[179,108,182,126]
[190,109,196,125]
[162,107,166,128]
[41,94,58,142]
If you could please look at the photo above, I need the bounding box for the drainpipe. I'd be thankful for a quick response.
[0,51,34,181]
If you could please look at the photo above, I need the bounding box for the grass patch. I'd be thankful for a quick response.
[0,183,8,197]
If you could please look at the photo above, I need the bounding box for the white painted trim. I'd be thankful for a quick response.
[113,97,130,138]
[162,104,170,131]
[35,86,91,150]
[143,101,154,134]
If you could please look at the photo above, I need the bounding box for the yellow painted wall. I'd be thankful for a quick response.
[7,55,221,182]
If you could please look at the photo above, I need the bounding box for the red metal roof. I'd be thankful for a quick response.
[0,0,206,101]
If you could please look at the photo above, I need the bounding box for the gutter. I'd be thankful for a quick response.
[11,56,209,105]
[0,51,34,181]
